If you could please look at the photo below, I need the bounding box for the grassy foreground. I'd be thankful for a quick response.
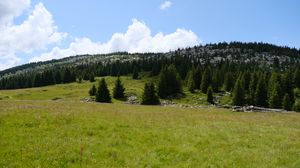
[0,100,300,167]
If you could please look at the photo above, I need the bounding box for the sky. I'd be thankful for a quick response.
[0,0,299,70]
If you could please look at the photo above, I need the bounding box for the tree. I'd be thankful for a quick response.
[157,65,182,98]
[223,72,234,92]
[95,78,111,103]
[255,77,268,107]
[187,70,195,93]
[141,82,160,105]
[89,74,95,82]
[113,77,125,99]
[294,68,300,88]
[132,66,139,79]
[282,93,292,111]
[89,84,97,96]
[194,65,202,89]
[232,79,245,106]
[269,82,282,109]
[200,68,211,93]
[248,72,258,104]
[207,86,214,104]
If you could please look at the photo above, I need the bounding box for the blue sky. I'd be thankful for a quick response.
[0,0,299,70]
[32,0,300,46]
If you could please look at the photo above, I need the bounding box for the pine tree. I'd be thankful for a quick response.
[282,93,292,111]
[294,68,300,88]
[187,70,195,93]
[223,72,234,92]
[89,84,97,96]
[207,86,214,104]
[269,82,282,109]
[89,74,95,82]
[132,66,139,79]
[141,82,160,105]
[194,65,202,89]
[113,77,125,99]
[157,67,168,98]
[95,78,111,103]
[200,68,211,94]
[232,79,245,106]
[157,65,182,98]
[255,77,268,107]
[248,72,258,104]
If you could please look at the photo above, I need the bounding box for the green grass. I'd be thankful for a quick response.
[0,101,299,167]
[0,76,300,167]
[0,76,147,101]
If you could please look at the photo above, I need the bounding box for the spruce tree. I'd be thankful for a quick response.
[293,68,300,88]
[157,65,182,98]
[187,70,195,93]
[269,82,282,109]
[113,77,125,99]
[141,82,160,105]
[89,84,97,96]
[89,74,95,82]
[200,68,211,94]
[232,79,245,106]
[207,86,214,104]
[95,78,111,103]
[282,93,292,111]
[223,72,234,92]
[157,67,168,98]
[194,65,202,89]
[132,66,139,79]
[248,72,258,104]
[255,77,268,107]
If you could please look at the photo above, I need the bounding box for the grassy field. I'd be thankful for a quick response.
[0,77,300,167]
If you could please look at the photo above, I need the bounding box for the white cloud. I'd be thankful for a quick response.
[31,19,200,62]
[0,1,67,70]
[160,1,172,10]
[0,0,30,26]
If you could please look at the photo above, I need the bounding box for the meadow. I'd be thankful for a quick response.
[0,77,300,167]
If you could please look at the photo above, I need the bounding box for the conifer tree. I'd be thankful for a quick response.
[282,93,292,111]
[157,65,182,98]
[255,77,268,107]
[200,68,211,94]
[89,84,97,96]
[89,74,95,82]
[207,86,214,104]
[95,78,111,103]
[141,82,160,105]
[157,67,168,98]
[232,79,245,106]
[132,66,139,79]
[113,77,125,99]
[294,68,300,88]
[223,72,234,92]
[269,82,282,109]
[194,65,202,89]
[187,70,195,93]
[248,72,258,104]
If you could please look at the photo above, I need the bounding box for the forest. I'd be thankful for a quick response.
[1,42,300,111]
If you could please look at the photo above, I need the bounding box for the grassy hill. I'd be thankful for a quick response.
[0,76,300,167]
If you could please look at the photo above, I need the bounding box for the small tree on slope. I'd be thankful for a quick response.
[96,78,111,103]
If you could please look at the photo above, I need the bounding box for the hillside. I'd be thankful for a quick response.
[1,42,300,78]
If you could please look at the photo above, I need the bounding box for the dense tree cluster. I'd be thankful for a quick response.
[1,42,300,111]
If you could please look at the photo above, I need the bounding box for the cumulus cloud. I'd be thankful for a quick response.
[31,19,200,62]
[160,1,172,10]
[0,1,67,70]
[0,0,30,26]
